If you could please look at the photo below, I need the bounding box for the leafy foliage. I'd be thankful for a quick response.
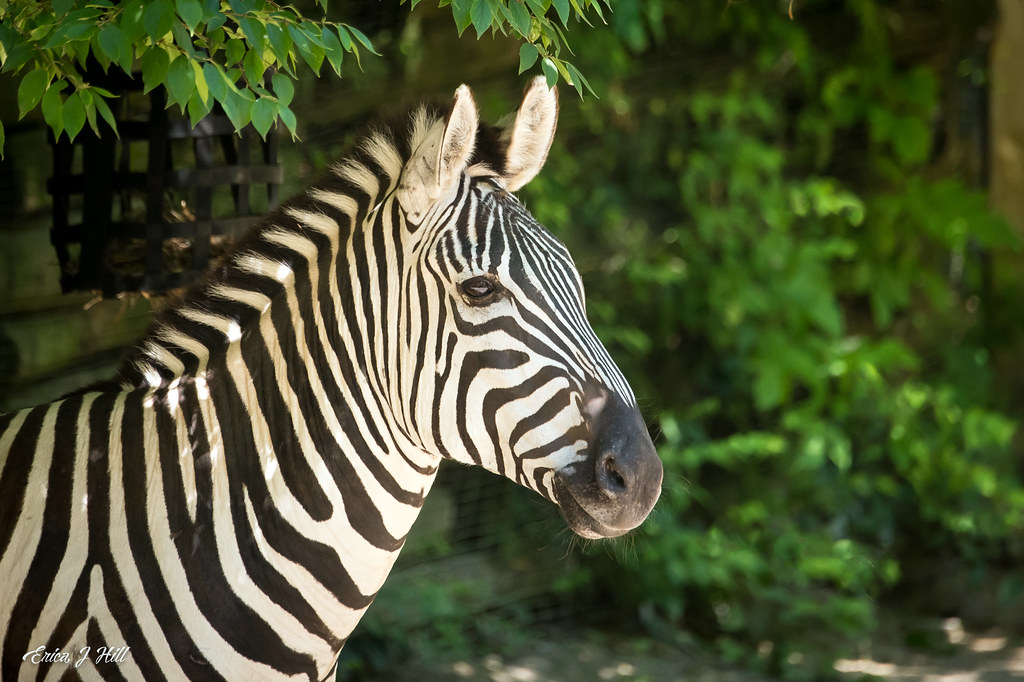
[426,0,607,94]
[0,0,372,146]
[0,0,606,155]
[516,0,1024,677]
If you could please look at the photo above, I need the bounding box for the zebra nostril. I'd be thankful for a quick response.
[596,452,628,498]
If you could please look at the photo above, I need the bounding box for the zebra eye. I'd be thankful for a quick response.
[460,276,499,302]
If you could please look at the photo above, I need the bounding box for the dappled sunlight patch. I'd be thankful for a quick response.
[452,661,476,677]
[968,636,1008,654]
[832,658,898,676]
[943,617,967,645]
[481,653,539,682]
[446,654,657,682]
[835,623,1024,681]
[597,661,637,679]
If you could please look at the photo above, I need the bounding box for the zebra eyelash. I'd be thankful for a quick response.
[458,275,503,305]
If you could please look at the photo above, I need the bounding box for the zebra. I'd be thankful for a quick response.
[0,77,663,681]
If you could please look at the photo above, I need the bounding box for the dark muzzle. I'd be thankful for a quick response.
[554,391,663,538]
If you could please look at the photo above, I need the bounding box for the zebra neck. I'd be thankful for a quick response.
[115,140,444,644]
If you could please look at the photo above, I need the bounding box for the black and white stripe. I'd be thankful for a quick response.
[0,79,662,681]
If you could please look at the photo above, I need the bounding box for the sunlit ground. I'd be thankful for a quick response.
[450,655,641,681]
[834,619,1024,681]
[388,620,1024,682]
[390,628,765,682]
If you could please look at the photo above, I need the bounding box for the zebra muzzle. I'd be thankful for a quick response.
[553,393,663,538]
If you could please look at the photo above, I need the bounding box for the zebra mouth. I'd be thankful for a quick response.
[552,478,631,539]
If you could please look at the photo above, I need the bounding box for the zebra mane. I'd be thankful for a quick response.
[91,97,510,395]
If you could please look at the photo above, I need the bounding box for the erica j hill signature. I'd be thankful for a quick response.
[22,645,131,668]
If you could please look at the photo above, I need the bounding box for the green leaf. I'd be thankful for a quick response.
[336,25,352,50]
[299,21,326,47]
[79,89,98,134]
[564,61,594,97]
[250,97,276,139]
[202,25,226,53]
[451,0,473,35]
[187,89,213,127]
[508,0,532,36]
[287,23,311,52]
[141,47,171,94]
[199,0,220,21]
[144,0,176,40]
[63,91,86,141]
[302,44,325,72]
[553,56,573,83]
[541,57,558,88]
[117,31,135,71]
[97,23,134,72]
[220,90,252,131]
[552,0,570,25]
[1,44,35,74]
[120,0,147,43]
[97,24,122,62]
[171,22,196,58]
[30,23,56,43]
[73,38,93,68]
[90,39,113,72]
[518,43,539,74]
[289,25,325,72]
[93,93,118,133]
[18,70,49,120]
[225,38,245,65]
[53,0,74,16]
[191,59,209,104]
[44,11,100,48]
[238,16,266,48]
[243,47,267,86]
[754,363,788,410]
[166,55,196,109]
[471,0,493,38]
[524,0,546,20]
[175,0,203,32]
[345,24,379,55]
[321,27,344,75]
[892,115,931,165]
[278,103,298,138]
[206,13,226,31]
[272,72,294,106]
[567,0,593,26]
[41,84,65,140]
[202,62,228,101]
[266,23,294,73]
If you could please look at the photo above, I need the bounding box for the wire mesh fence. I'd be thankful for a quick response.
[339,462,589,677]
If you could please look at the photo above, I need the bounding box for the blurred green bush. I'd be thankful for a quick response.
[518,0,1024,677]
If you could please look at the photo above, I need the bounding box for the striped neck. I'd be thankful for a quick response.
[105,121,447,675]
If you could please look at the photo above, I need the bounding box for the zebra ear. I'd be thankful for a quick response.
[398,84,479,222]
[499,76,559,192]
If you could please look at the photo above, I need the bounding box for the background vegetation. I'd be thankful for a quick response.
[517,1,1024,678]
[530,2,1024,677]
[3,0,1024,680]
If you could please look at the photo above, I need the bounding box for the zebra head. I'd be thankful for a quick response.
[391,79,663,538]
